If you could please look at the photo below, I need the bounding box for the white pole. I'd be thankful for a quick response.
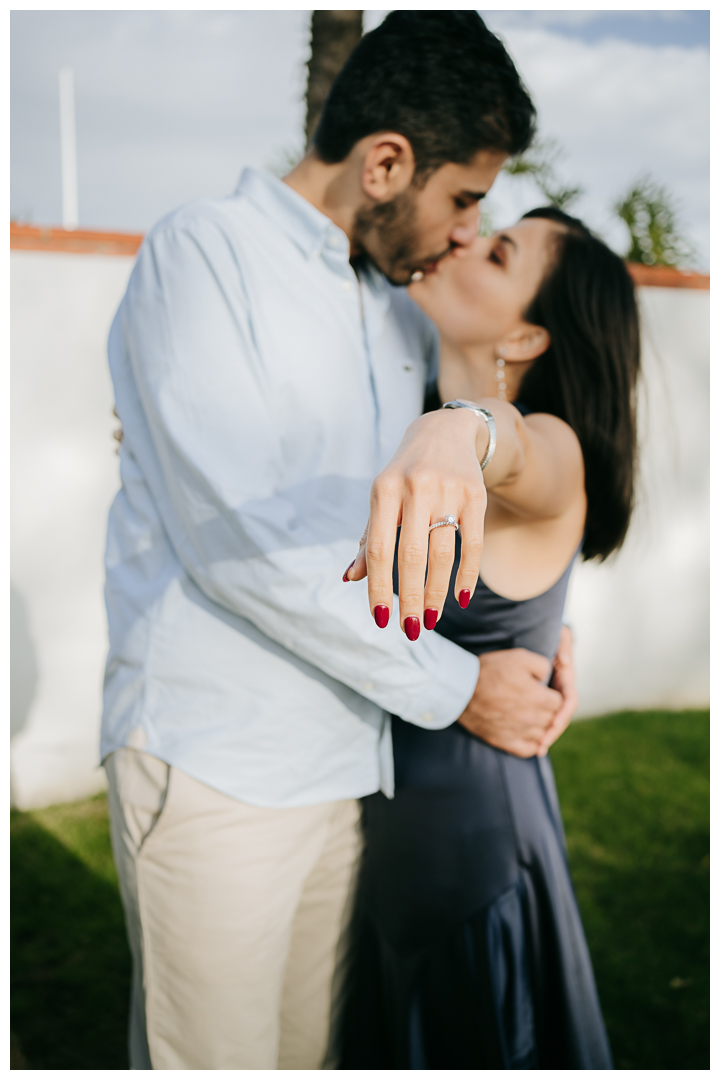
[58,68,79,230]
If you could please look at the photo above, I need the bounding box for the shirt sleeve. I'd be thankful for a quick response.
[111,212,480,730]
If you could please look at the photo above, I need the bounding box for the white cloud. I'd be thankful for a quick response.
[488,11,607,32]
[480,23,709,266]
[11,11,311,230]
[486,9,698,33]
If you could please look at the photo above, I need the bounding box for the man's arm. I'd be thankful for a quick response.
[112,212,481,730]
[109,417,567,758]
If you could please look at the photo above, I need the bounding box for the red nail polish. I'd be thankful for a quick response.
[342,560,355,582]
[423,609,438,631]
[404,616,420,641]
[374,605,389,629]
[459,589,471,609]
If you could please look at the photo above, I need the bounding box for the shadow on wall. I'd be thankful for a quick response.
[11,584,39,742]
[11,586,40,812]
[11,582,39,807]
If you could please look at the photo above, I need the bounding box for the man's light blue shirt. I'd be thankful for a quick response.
[102,167,480,807]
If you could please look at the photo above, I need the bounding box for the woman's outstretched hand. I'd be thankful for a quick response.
[344,408,487,637]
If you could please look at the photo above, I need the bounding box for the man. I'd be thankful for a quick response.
[103,11,576,1070]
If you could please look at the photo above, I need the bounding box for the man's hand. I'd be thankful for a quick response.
[537,624,578,756]
[458,647,562,757]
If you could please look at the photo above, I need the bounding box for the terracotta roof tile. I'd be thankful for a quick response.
[10,223,709,288]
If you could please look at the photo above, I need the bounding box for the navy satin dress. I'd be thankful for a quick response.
[339,397,613,1070]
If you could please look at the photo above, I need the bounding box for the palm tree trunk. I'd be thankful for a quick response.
[305,11,363,150]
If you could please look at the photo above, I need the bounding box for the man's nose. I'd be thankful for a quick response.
[449,205,481,247]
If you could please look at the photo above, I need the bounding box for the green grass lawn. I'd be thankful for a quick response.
[550,708,709,1070]
[10,708,708,1070]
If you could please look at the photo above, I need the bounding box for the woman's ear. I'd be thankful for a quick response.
[499,322,550,363]
[360,133,416,203]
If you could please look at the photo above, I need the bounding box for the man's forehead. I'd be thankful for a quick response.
[443,152,508,188]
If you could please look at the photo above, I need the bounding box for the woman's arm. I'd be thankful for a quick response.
[347,402,584,634]
[477,399,584,519]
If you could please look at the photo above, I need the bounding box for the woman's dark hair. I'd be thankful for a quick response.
[518,207,641,561]
[313,11,536,175]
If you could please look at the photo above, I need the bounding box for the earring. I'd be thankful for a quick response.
[496,351,507,401]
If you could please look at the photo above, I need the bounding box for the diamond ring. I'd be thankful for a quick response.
[428,514,459,533]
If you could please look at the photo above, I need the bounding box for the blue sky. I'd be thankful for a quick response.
[479,10,710,49]
[10,9,710,267]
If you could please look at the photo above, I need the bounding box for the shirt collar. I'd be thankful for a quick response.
[234,167,349,262]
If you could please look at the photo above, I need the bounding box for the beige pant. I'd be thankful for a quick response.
[104,749,362,1070]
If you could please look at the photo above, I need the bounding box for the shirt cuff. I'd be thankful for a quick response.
[392,631,480,730]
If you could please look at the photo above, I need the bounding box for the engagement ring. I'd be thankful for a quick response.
[428,514,459,533]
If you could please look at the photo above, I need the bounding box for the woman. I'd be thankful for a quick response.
[340,207,640,1069]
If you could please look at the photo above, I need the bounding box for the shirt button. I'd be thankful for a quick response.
[363,680,374,691]
[422,711,434,723]
[341,280,353,291]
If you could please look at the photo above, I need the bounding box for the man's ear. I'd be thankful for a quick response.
[360,133,416,204]
[500,322,551,363]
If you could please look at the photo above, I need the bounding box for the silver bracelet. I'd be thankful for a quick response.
[442,399,497,471]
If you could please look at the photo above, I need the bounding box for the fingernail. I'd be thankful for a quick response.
[404,616,420,641]
[423,609,438,631]
[342,560,355,582]
[459,589,471,609]
[374,605,389,629]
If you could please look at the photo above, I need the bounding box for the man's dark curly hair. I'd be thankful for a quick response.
[313,11,536,176]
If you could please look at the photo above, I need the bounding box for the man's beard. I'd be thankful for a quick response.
[352,188,449,287]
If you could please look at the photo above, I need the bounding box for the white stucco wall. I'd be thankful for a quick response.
[10,250,709,809]
[567,286,709,715]
[11,251,132,808]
